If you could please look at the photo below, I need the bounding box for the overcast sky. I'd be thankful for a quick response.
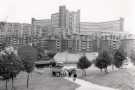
[0,0,134,34]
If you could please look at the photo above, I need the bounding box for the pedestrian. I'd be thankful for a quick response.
[72,69,77,81]
[68,71,72,77]
[73,73,77,81]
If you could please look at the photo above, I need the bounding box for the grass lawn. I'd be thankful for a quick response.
[78,66,135,90]
[0,68,79,90]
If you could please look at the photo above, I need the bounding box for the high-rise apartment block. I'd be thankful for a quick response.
[0,22,43,48]
[51,5,80,34]
[51,13,59,27]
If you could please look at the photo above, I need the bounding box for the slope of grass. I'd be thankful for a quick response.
[79,66,135,90]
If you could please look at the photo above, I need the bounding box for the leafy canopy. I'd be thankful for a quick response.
[95,50,112,69]
[77,56,91,69]
[18,45,38,73]
[0,52,23,80]
[113,49,126,68]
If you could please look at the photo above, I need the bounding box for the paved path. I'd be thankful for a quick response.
[64,77,118,90]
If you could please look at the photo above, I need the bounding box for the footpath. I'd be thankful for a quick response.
[64,77,118,90]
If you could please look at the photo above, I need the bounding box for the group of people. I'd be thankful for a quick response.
[52,68,78,81]
[58,68,78,81]
[68,69,77,81]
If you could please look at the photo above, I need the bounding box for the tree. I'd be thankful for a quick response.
[47,52,56,59]
[0,42,6,51]
[0,51,23,90]
[129,50,135,64]
[95,50,112,73]
[77,56,92,76]
[0,54,9,90]
[32,44,45,60]
[113,49,126,68]
[18,45,38,88]
[47,52,56,72]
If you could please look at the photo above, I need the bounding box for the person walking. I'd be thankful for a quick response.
[68,70,72,77]
[73,70,77,81]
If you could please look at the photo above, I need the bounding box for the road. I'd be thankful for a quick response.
[64,77,118,90]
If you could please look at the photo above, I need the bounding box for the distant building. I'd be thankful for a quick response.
[0,22,43,48]
[70,11,80,34]
[0,5,130,54]
[51,13,59,27]
[80,18,124,32]
[3,22,29,47]
[59,5,67,29]
[51,5,80,34]
[79,18,124,53]
[31,18,51,27]
[35,17,125,53]
[121,33,135,57]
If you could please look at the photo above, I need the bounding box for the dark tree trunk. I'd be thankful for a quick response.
[27,73,30,88]
[100,69,102,72]
[82,70,84,76]
[84,69,86,76]
[11,77,14,90]
[82,69,86,76]
[112,65,114,71]
[105,67,108,73]
[101,64,103,72]
[5,80,8,90]
[49,65,52,73]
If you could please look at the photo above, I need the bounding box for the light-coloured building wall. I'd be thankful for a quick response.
[51,13,59,27]
[32,18,51,27]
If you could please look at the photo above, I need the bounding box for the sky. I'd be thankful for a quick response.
[0,0,134,34]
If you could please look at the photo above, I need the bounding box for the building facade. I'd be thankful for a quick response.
[79,18,124,53]
[51,13,59,27]
[51,5,80,34]
[121,33,135,57]
[0,6,130,54]
[31,18,51,27]
[0,22,43,48]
